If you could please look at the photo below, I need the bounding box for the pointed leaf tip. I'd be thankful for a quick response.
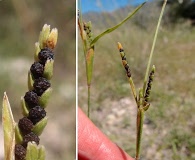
[2,92,15,127]
[2,92,15,160]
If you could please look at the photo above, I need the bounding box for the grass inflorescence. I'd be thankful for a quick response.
[117,1,167,159]
[2,24,58,160]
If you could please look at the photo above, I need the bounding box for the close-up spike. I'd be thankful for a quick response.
[13,24,58,160]
[144,65,155,103]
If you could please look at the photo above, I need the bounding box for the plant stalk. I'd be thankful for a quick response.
[87,85,91,118]
[135,108,145,160]
[135,1,167,159]
[128,77,137,103]
[78,11,92,118]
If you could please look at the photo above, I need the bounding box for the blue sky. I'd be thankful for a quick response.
[80,0,149,13]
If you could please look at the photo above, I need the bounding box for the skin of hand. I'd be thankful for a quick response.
[78,107,134,160]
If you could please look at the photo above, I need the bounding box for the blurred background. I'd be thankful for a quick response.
[0,0,75,160]
[79,0,195,159]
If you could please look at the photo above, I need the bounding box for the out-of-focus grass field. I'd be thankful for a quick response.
[0,1,75,160]
[79,2,195,159]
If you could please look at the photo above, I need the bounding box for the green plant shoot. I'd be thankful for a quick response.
[117,0,167,159]
[78,1,146,118]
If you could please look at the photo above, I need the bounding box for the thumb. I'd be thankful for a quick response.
[78,107,134,160]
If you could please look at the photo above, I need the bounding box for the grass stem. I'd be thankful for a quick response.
[143,0,167,94]
[135,108,144,160]
[87,85,91,118]
[135,0,167,159]
[128,77,137,103]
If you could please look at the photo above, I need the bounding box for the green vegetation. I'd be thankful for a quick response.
[79,1,195,159]
[78,2,145,118]
[0,1,75,160]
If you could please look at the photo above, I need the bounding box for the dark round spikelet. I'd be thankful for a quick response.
[24,91,39,108]
[30,62,44,79]
[28,106,46,124]
[33,77,50,96]
[15,144,26,160]
[38,48,54,64]
[22,132,40,148]
[18,117,34,135]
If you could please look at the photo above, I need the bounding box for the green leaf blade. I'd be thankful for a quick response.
[90,2,146,47]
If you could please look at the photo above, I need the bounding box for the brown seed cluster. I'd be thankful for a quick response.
[118,43,132,78]
[144,68,155,103]
[83,22,93,43]
[15,47,54,159]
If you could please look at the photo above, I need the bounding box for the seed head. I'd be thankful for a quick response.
[118,42,131,78]
[144,65,155,102]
